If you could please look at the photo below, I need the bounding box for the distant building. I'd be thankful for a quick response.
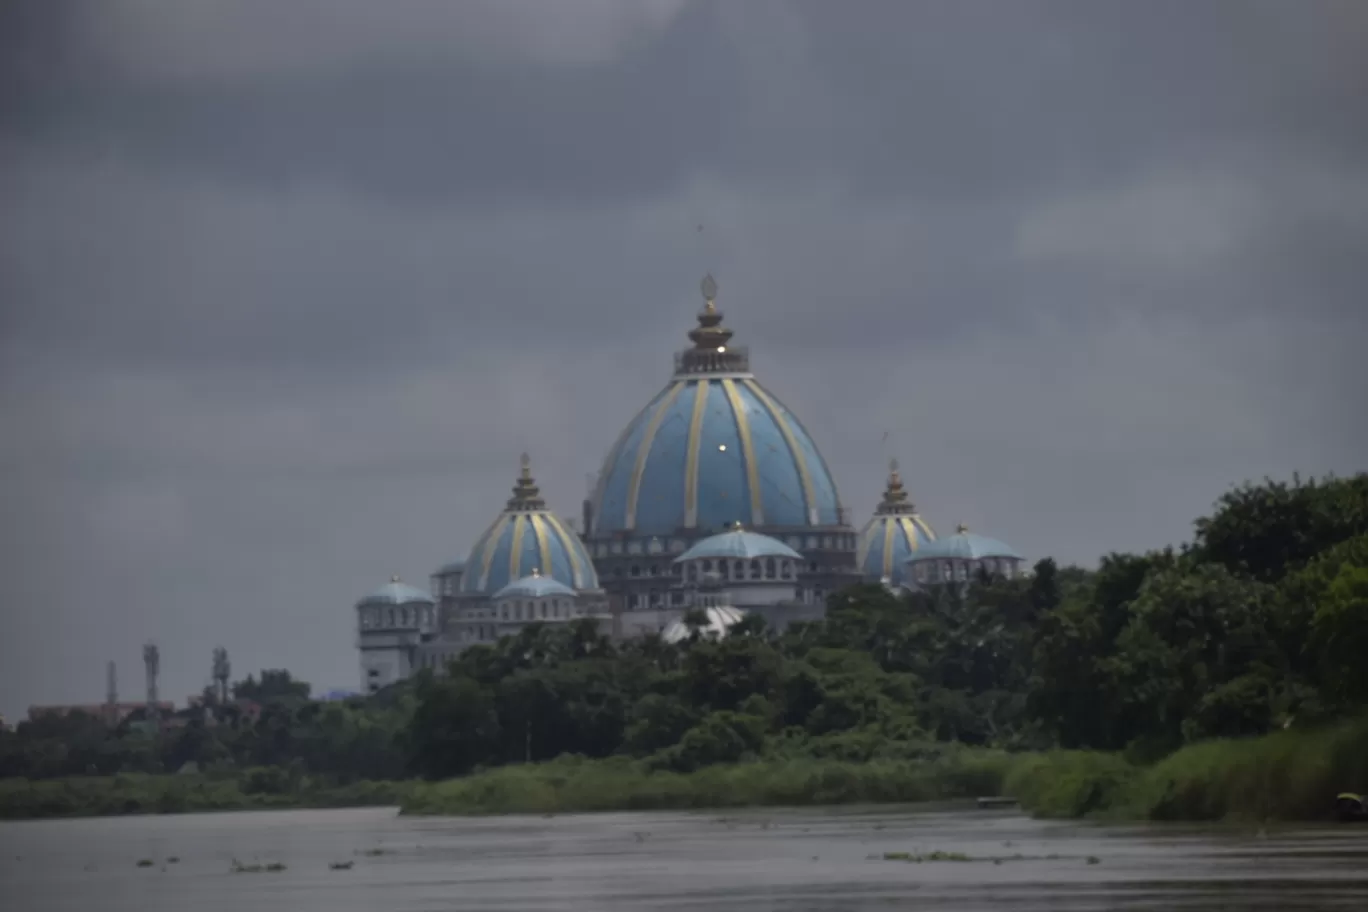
[355,277,1023,688]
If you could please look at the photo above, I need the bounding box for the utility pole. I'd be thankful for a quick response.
[143,642,160,723]
[212,647,231,703]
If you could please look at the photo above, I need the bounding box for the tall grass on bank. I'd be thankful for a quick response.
[1007,715,1368,822]
[1127,715,1368,821]
[401,752,1012,816]
[0,773,415,820]
[1003,751,1137,819]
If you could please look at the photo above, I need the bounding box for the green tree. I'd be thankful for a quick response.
[1191,474,1368,583]
[233,670,311,704]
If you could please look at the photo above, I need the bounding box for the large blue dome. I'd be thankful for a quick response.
[462,456,599,596]
[856,460,937,586]
[590,281,843,537]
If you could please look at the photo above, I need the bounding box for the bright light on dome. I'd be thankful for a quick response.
[718,444,727,451]
[717,346,727,353]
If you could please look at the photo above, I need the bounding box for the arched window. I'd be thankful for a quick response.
[687,562,699,582]
[733,560,744,579]
[764,558,776,579]
[386,608,396,627]
[780,561,793,579]
[703,559,714,573]
[540,602,548,619]
[749,559,762,580]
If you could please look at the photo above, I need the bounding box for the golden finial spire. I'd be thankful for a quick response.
[506,453,547,511]
[876,457,916,515]
[390,574,400,583]
[675,274,750,376]
[731,519,744,531]
[689,274,732,350]
[531,567,541,577]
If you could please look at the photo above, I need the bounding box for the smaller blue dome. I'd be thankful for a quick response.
[493,571,576,600]
[461,455,599,596]
[675,525,803,563]
[856,461,936,586]
[359,576,433,606]
[909,524,1022,562]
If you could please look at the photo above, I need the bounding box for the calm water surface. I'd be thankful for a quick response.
[2,805,1366,911]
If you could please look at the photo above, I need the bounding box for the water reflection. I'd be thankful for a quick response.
[2,805,1364,911]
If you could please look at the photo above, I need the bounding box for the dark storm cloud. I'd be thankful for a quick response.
[1,0,1365,717]
[5,1,1366,205]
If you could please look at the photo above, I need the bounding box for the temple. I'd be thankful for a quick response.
[356,277,1023,692]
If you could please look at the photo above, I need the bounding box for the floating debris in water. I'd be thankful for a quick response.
[1086,856,1101,865]
[878,850,1080,864]
[165,856,179,864]
[230,859,287,874]
[329,861,354,871]
[135,859,155,868]
[357,848,391,857]
[882,850,971,863]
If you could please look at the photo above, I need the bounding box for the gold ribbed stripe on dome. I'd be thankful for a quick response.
[530,513,554,581]
[855,521,875,569]
[476,514,511,590]
[508,514,527,582]
[905,515,937,543]
[625,382,684,531]
[897,518,922,564]
[683,380,710,528]
[741,379,816,524]
[882,516,898,578]
[543,512,587,588]
[721,378,765,526]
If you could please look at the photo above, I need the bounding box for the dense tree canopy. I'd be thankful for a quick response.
[3,473,1364,783]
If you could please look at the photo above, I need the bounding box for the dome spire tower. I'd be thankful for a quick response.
[675,274,751,376]
[876,458,917,515]
[506,452,547,511]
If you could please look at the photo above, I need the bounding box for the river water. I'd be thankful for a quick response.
[2,805,1365,911]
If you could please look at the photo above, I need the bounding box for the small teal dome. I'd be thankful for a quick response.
[910,524,1022,562]
[856,460,937,586]
[493,570,576,601]
[462,455,599,596]
[359,576,433,606]
[676,525,803,563]
[590,281,843,537]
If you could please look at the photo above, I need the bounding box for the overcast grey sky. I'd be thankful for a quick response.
[2,0,1365,718]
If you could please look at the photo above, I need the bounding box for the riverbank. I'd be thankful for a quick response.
[400,751,1011,816]
[0,773,415,820]
[5,718,1363,822]
[400,717,1368,821]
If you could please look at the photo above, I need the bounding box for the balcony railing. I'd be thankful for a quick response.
[673,346,751,376]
